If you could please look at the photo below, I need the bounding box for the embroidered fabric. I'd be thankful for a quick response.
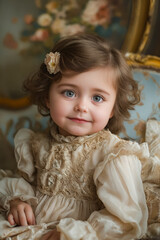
[0,122,160,239]
[23,125,111,201]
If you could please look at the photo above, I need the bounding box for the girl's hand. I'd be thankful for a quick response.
[41,229,60,240]
[8,199,35,226]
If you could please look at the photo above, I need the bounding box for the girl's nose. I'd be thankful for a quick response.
[74,99,88,113]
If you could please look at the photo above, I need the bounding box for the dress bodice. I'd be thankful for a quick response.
[31,127,110,202]
[1,122,159,240]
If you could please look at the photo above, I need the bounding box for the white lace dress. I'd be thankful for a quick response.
[0,125,159,239]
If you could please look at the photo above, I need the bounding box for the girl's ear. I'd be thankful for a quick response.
[109,109,114,119]
[46,98,50,109]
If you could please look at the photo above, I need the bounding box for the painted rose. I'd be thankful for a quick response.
[82,0,110,26]
[37,13,52,27]
[30,29,49,42]
[3,33,18,49]
[60,24,85,37]
[24,14,34,25]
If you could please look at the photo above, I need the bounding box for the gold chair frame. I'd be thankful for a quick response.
[125,53,160,70]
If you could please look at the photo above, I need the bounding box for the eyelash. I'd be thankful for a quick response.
[61,90,105,103]
[92,95,104,103]
[62,90,76,98]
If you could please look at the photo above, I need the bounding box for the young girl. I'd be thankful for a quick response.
[0,33,159,240]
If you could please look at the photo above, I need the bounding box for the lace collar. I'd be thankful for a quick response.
[49,122,106,144]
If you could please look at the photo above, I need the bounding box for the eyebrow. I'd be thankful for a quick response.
[93,88,111,96]
[57,83,77,88]
[57,84,110,96]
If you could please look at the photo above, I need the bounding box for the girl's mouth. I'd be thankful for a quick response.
[68,118,91,123]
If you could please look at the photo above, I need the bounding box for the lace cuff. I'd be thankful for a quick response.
[0,193,38,213]
[57,218,98,240]
[0,177,37,213]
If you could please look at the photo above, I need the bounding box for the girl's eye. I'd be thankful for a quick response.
[63,90,75,98]
[92,95,103,103]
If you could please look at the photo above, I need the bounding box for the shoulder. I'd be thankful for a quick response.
[94,136,149,186]
[95,129,120,145]
[14,128,35,146]
[98,129,149,164]
[14,128,50,148]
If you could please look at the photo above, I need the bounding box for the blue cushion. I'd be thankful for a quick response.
[120,68,160,142]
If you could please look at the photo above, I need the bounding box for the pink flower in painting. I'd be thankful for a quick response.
[24,14,34,25]
[30,29,49,42]
[82,0,111,26]
[3,33,18,49]
[60,24,85,37]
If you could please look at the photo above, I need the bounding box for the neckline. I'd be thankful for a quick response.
[49,122,106,144]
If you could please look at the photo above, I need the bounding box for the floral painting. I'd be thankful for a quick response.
[0,0,131,98]
[19,0,130,56]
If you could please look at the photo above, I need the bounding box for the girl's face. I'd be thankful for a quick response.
[47,67,117,136]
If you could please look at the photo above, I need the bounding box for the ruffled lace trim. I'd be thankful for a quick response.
[94,141,149,181]
[49,122,106,144]
[57,218,98,240]
[0,193,38,213]
[0,193,38,211]
[145,119,160,144]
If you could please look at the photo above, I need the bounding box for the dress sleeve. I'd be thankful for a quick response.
[57,141,149,240]
[0,128,38,212]
[14,128,36,182]
[0,177,38,212]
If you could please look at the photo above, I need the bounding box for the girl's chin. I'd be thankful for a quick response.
[58,127,93,137]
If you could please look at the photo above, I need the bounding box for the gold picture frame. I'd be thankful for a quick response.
[122,0,151,53]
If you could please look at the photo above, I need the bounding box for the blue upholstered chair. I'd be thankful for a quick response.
[121,53,160,142]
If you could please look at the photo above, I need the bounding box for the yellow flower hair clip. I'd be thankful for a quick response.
[44,52,60,74]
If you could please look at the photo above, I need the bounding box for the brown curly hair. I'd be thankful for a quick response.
[23,33,140,134]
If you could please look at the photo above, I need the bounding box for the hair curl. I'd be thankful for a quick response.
[23,33,140,134]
